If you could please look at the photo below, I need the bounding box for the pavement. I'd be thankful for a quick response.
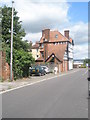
[1,68,88,118]
[0,73,56,92]
[0,69,79,93]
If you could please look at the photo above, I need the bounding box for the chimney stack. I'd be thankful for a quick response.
[42,29,50,41]
[64,30,69,39]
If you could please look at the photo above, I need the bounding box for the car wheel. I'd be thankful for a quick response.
[44,72,46,75]
[41,72,45,76]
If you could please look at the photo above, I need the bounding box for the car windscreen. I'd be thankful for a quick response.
[42,66,46,69]
[31,66,36,69]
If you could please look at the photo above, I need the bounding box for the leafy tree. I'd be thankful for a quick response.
[2,6,35,79]
[84,59,90,66]
[29,41,32,52]
[13,49,34,79]
[2,6,25,49]
[0,7,2,51]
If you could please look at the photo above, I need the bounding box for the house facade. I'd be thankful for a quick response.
[31,42,40,60]
[34,29,74,72]
[73,59,84,68]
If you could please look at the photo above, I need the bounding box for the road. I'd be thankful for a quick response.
[2,68,88,118]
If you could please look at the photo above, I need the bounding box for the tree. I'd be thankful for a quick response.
[2,6,25,50]
[13,49,34,79]
[84,59,90,66]
[2,6,35,79]
[0,7,2,51]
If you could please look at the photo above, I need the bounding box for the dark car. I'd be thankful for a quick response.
[29,65,46,76]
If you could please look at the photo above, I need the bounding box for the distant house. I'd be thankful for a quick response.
[33,29,74,72]
[73,59,84,68]
[31,41,40,60]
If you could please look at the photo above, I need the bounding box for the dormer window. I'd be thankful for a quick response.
[55,34,58,38]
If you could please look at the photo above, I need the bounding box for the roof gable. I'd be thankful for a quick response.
[32,43,39,49]
[46,44,67,62]
[46,53,62,63]
[49,31,68,42]
[39,30,73,43]
[36,56,44,62]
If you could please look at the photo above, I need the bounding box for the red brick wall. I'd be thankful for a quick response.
[62,60,68,72]
[42,29,50,41]
[39,29,70,73]
[43,42,50,62]
[64,30,69,39]
[60,63,63,72]
[65,60,68,72]
[0,51,11,80]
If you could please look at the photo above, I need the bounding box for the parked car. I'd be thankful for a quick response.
[41,66,50,73]
[29,65,46,76]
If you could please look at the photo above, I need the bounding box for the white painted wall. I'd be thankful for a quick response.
[32,49,40,60]
[68,52,73,58]
[68,42,74,70]
[69,60,73,70]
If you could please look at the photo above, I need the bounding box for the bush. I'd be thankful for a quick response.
[13,50,35,79]
[80,65,86,68]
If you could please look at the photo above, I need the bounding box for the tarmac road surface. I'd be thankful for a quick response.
[2,68,88,118]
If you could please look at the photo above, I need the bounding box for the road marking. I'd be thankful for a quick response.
[82,69,88,76]
[0,69,80,94]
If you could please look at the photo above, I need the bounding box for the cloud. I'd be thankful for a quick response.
[74,44,88,59]
[70,22,88,45]
[12,0,70,43]
[25,32,42,42]
[61,22,88,59]
[13,0,70,33]
[61,22,88,45]
[1,0,88,59]
[0,0,12,7]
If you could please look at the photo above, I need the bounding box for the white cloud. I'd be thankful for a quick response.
[1,0,12,7]
[70,22,88,45]
[74,44,88,59]
[60,21,88,59]
[14,0,69,33]
[71,22,88,59]
[61,22,88,45]
[25,32,42,43]
[1,0,88,59]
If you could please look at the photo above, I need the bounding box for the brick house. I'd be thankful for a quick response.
[34,29,74,72]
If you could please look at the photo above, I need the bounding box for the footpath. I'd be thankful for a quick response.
[0,69,79,93]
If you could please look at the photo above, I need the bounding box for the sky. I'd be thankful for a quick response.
[1,0,88,59]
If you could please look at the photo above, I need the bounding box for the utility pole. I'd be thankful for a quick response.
[10,1,14,81]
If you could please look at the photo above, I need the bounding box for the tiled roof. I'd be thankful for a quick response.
[37,29,73,63]
[39,30,71,43]
[46,44,67,62]
[36,56,44,61]
[36,44,67,62]
[32,43,39,49]
[39,36,44,43]
[49,31,68,42]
